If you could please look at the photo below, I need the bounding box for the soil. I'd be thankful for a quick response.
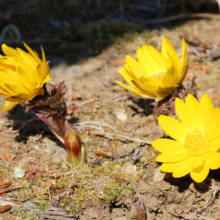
[1,18,220,220]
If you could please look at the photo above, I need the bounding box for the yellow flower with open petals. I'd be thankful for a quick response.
[0,43,50,112]
[152,94,220,183]
[116,37,188,102]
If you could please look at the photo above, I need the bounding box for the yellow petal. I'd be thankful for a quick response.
[132,80,158,97]
[23,42,41,62]
[158,115,188,141]
[142,45,164,74]
[156,86,177,102]
[115,80,141,94]
[192,154,206,169]
[11,57,37,90]
[119,68,136,87]
[208,108,220,140]
[152,138,184,153]
[185,93,199,126]
[179,38,188,84]
[126,55,145,78]
[160,160,185,173]
[149,45,167,70]
[139,76,163,87]
[175,97,197,131]
[37,46,50,84]
[156,150,188,162]
[209,135,220,152]
[136,47,153,75]
[162,65,179,87]
[0,98,20,112]
[190,162,209,183]
[161,38,181,72]
[2,44,21,58]
[199,94,214,133]
[173,156,195,178]
[206,151,220,170]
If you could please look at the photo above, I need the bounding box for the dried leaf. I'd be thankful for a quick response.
[188,64,211,72]
[111,176,130,186]
[0,205,11,213]
[0,181,12,190]
[0,153,15,161]
[95,150,114,158]
[111,59,125,66]
[69,180,77,186]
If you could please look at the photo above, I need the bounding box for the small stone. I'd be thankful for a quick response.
[153,166,166,182]
[51,148,67,163]
[14,168,25,178]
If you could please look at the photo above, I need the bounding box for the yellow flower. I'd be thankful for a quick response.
[116,37,188,102]
[152,94,220,183]
[0,43,50,112]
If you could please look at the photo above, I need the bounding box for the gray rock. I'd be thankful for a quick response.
[153,166,166,182]
[51,148,67,163]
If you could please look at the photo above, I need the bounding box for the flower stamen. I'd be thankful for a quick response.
[184,128,210,156]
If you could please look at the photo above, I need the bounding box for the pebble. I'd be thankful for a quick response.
[14,168,25,178]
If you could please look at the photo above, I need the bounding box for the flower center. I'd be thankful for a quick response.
[184,128,210,156]
[151,70,166,81]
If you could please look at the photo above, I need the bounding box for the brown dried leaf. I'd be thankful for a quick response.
[111,59,125,66]
[0,205,12,213]
[95,150,114,158]
[69,180,77,186]
[188,64,211,72]
[0,153,15,161]
[111,176,130,186]
[0,181,12,190]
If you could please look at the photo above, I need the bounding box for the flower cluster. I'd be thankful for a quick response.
[1,37,220,183]
[0,43,85,166]
[116,37,220,183]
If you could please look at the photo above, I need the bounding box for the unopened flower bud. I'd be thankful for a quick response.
[64,130,86,166]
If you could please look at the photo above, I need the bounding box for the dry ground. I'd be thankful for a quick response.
[1,18,220,220]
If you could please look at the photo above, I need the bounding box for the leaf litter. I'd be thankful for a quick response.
[1,18,220,220]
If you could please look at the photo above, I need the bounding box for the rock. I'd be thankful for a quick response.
[65,65,82,77]
[51,148,67,163]
[153,166,166,182]
[14,168,25,178]
[43,140,61,153]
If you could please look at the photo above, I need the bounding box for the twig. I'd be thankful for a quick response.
[0,186,22,194]
[81,98,99,105]
[48,183,51,203]
[3,198,29,202]
[80,95,120,105]
[92,132,152,144]
[75,121,119,133]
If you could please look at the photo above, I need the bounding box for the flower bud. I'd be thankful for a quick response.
[64,130,86,166]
